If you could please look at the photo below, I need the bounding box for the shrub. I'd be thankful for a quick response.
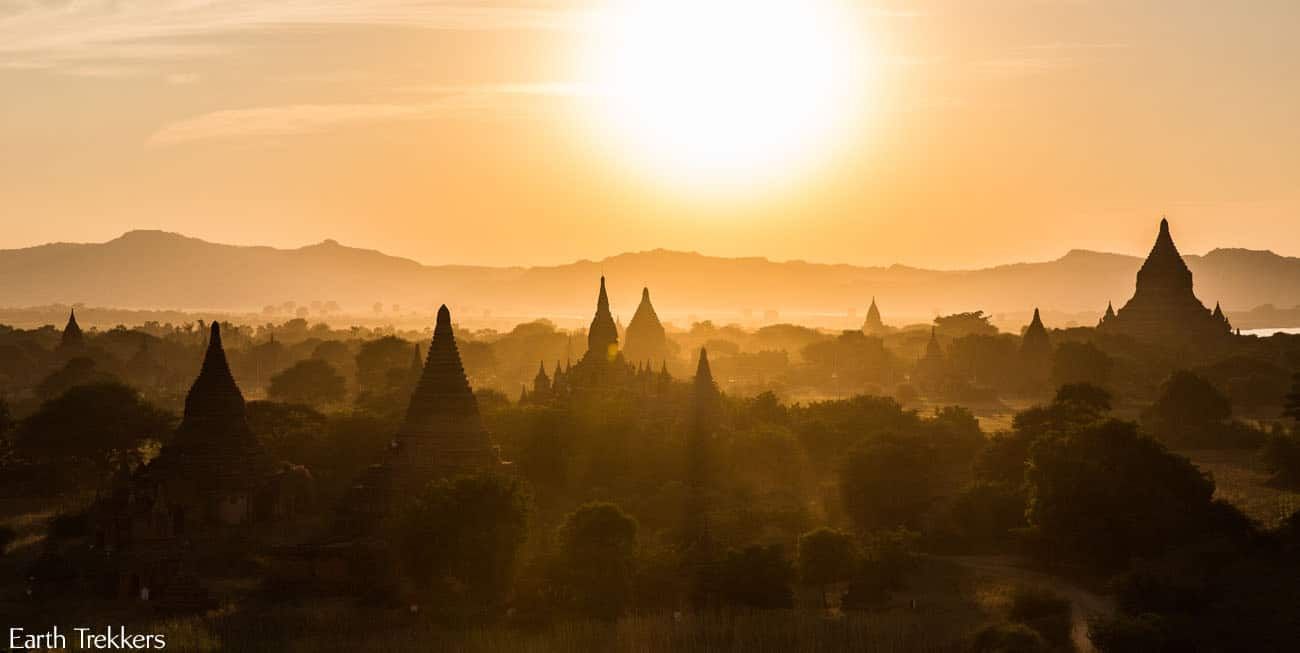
[1007,586,1071,647]
[1260,432,1300,489]
[0,525,16,555]
[1088,613,1169,653]
[970,622,1049,653]
[715,544,794,609]
[48,509,89,539]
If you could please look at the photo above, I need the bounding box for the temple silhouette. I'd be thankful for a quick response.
[91,322,312,610]
[1098,218,1232,343]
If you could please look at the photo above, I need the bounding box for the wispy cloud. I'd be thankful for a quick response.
[973,42,1130,79]
[0,1,584,71]
[148,82,586,146]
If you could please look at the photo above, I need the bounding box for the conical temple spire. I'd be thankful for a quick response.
[60,308,85,349]
[1136,216,1193,294]
[863,296,885,334]
[625,285,668,365]
[695,348,714,387]
[405,305,479,421]
[586,276,620,361]
[393,305,498,482]
[1021,306,1051,356]
[534,359,551,394]
[181,321,249,434]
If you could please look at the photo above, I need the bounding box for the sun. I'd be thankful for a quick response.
[578,0,873,191]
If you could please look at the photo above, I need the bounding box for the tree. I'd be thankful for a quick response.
[1260,431,1300,489]
[393,473,530,615]
[1025,419,1216,570]
[1054,382,1112,414]
[245,401,329,467]
[1145,371,1232,446]
[0,396,12,436]
[355,336,414,392]
[839,433,937,533]
[15,382,171,489]
[934,311,999,338]
[268,359,346,407]
[554,502,639,619]
[716,544,795,609]
[1051,341,1112,389]
[797,528,858,608]
[1285,371,1300,423]
[35,357,116,401]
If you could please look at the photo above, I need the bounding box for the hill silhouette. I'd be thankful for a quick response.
[2,231,1297,319]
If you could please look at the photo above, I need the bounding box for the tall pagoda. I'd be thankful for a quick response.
[388,305,500,493]
[1098,218,1232,343]
[862,298,887,335]
[585,276,620,364]
[623,287,670,365]
[139,321,272,529]
[59,308,85,350]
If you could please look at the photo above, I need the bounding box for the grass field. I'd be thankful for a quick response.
[1182,448,1300,528]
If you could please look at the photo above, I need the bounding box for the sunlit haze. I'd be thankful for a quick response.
[2,1,1299,268]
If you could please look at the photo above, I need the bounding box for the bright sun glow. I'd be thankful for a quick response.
[580,0,873,191]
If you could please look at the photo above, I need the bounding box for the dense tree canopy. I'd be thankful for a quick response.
[394,473,531,614]
[1026,419,1218,570]
[553,502,639,619]
[268,359,346,407]
[15,382,171,488]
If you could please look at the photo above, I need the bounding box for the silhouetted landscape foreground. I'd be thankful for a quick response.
[3,219,1300,652]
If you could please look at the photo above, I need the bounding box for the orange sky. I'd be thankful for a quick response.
[2,0,1298,269]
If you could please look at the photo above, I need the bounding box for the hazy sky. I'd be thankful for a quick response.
[2,0,1298,269]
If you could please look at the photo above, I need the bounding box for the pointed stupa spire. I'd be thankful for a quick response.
[1105,301,1116,319]
[585,276,620,362]
[1102,217,1226,342]
[534,359,551,395]
[1212,301,1224,319]
[180,321,249,435]
[60,308,85,349]
[405,305,478,419]
[695,348,715,389]
[925,326,942,359]
[392,305,498,485]
[863,297,885,334]
[1021,307,1051,356]
[624,285,668,365]
[1135,215,1193,294]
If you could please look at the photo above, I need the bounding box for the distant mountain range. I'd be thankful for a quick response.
[3,230,1299,327]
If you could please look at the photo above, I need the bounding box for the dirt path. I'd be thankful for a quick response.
[938,555,1115,652]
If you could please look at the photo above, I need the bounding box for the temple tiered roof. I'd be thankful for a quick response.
[180,322,251,438]
[60,309,84,350]
[390,305,499,488]
[1099,218,1232,343]
[1021,308,1052,358]
[586,276,620,363]
[624,287,669,365]
[145,321,267,496]
[862,298,886,335]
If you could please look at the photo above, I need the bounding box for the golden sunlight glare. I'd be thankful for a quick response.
[579,0,873,191]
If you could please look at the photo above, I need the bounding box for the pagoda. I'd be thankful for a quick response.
[586,276,620,364]
[59,308,85,350]
[1098,218,1233,343]
[566,276,637,389]
[862,298,887,335]
[912,328,946,393]
[388,305,501,493]
[1020,308,1053,387]
[623,287,670,365]
[137,321,273,529]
